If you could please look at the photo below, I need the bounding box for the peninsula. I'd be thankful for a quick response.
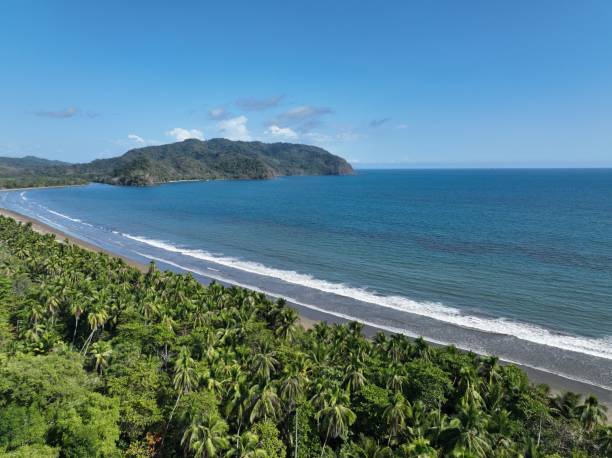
[0,138,354,188]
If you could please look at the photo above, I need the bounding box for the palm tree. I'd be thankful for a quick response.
[315,386,356,456]
[405,401,430,441]
[202,371,224,397]
[191,300,211,328]
[438,401,490,457]
[28,303,45,326]
[347,321,364,338]
[421,404,447,444]
[478,356,502,388]
[40,282,61,325]
[280,364,308,458]
[373,332,387,348]
[412,337,431,361]
[450,447,479,458]
[577,395,607,432]
[343,353,367,392]
[521,439,543,458]
[399,437,437,458]
[140,293,162,324]
[280,371,306,411]
[90,340,112,374]
[274,306,298,341]
[182,412,230,458]
[207,281,227,307]
[174,347,197,392]
[383,393,408,445]
[312,321,331,342]
[227,431,268,458]
[80,304,108,355]
[457,366,483,407]
[248,383,282,424]
[308,341,332,366]
[167,347,198,429]
[23,322,46,344]
[385,364,408,393]
[69,297,85,346]
[551,391,581,419]
[387,334,408,364]
[250,347,279,383]
[354,434,392,458]
[487,408,516,452]
[224,373,248,435]
[595,426,612,456]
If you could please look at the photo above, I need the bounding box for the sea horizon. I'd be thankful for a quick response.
[354,166,612,171]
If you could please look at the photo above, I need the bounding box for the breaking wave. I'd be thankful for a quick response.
[123,233,612,361]
[43,208,93,227]
[134,251,612,391]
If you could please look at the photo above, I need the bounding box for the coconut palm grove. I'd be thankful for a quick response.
[0,215,610,457]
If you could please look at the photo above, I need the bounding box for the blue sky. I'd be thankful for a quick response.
[1,1,611,167]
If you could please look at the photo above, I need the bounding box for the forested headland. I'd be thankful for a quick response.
[0,215,610,457]
[0,139,354,188]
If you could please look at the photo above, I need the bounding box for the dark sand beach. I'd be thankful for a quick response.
[1,206,610,413]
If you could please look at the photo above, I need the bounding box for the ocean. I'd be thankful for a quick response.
[2,169,611,389]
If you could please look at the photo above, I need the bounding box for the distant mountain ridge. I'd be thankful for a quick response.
[0,155,69,171]
[0,138,354,188]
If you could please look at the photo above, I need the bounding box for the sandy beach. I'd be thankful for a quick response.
[1,206,610,413]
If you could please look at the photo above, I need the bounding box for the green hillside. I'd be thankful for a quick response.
[0,156,87,189]
[0,139,354,188]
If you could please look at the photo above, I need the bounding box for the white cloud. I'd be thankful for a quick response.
[265,125,298,140]
[166,127,204,141]
[276,105,331,124]
[281,105,331,120]
[128,134,146,144]
[216,115,251,141]
[35,106,80,118]
[208,107,229,120]
[270,105,333,133]
[236,95,283,111]
[336,130,363,141]
[301,128,362,146]
[396,123,409,129]
[370,117,391,127]
[124,134,159,147]
[303,132,332,144]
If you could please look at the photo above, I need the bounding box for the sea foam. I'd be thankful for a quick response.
[123,233,612,361]
[45,209,83,223]
[43,208,93,227]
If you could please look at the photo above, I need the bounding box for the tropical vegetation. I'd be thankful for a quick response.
[0,215,609,457]
[0,138,353,188]
[0,156,86,189]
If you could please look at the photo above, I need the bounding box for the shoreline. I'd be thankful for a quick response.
[0,208,148,273]
[0,183,88,192]
[1,207,610,411]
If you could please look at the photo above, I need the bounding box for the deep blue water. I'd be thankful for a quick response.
[2,170,611,387]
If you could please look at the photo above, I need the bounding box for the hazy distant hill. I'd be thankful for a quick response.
[0,139,354,188]
[0,156,69,172]
[0,156,85,188]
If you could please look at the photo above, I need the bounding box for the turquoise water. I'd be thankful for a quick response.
[2,170,611,387]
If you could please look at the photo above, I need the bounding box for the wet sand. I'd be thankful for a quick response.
[1,207,610,413]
